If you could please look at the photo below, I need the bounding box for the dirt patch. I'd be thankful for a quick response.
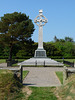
[66,96,73,100]
[70,88,75,94]
[22,86,32,100]
[54,87,62,100]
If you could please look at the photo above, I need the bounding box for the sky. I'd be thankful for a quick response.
[0,0,75,42]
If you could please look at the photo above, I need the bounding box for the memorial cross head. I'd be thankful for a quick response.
[34,10,48,26]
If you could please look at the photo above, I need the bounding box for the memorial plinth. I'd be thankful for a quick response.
[34,10,48,58]
[34,49,46,58]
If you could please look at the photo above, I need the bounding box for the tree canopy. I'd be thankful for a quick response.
[54,36,74,42]
[0,12,34,60]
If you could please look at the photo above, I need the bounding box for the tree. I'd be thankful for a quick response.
[65,37,73,42]
[0,44,4,57]
[16,39,35,58]
[59,39,65,42]
[44,42,62,57]
[0,12,34,61]
[54,36,59,42]
[55,41,74,58]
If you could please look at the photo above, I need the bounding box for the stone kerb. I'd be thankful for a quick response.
[74,63,75,67]
[63,66,75,84]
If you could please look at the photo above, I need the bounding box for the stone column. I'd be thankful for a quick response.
[38,25,43,49]
[34,10,48,58]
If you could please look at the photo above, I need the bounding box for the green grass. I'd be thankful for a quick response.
[0,69,25,100]
[55,74,75,100]
[12,63,19,67]
[55,59,75,67]
[0,59,6,63]
[0,68,75,100]
[55,59,75,63]
[54,59,63,62]
[23,70,29,80]
[17,59,25,62]
[0,69,9,74]
[64,59,75,62]
[56,71,63,84]
[28,87,57,100]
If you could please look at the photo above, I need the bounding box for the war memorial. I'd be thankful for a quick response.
[18,10,63,66]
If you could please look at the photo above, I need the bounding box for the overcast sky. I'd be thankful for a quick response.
[0,0,75,42]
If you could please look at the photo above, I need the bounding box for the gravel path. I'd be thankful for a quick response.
[23,67,64,87]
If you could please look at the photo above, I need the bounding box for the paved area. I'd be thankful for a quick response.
[18,58,64,66]
[0,63,7,68]
[23,67,64,87]
[0,63,19,70]
[0,63,64,87]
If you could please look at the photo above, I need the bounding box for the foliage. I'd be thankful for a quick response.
[0,44,4,56]
[53,41,75,58]
[54,36,74,42]
[0,34,75,59]
[53,36,75,58]
[0,12,34,60]
[44,42,62,57]
[65,36,74,42]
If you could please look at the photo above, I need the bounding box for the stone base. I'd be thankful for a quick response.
[18,58,64,66]
[34,49,47,58]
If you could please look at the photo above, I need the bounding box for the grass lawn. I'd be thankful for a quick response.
[17,59,25,62]
[28,87,57,100]
[55,59,75,63]
[12,63,19,67]
[55,59,75,67]
[64,59,75,62]
[23,70,29,80]
[0,59,6,63]
[56,71,63,84]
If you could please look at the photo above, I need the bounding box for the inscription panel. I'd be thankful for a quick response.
[35,50,46,57]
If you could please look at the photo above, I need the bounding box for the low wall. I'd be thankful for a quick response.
[63,60,74,67]
[14,65,23,83]
[63,66,75,84]
[0,65,23,83]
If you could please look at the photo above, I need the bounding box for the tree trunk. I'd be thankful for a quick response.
[7,46,13,67]
[8,46,13,61]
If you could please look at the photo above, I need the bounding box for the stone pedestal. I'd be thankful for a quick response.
[34,10,48,58]
[34,49,47,58]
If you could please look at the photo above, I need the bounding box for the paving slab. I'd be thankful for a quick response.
[23,67,64,87]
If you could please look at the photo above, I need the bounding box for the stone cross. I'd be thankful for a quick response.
[34,10,48,49]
